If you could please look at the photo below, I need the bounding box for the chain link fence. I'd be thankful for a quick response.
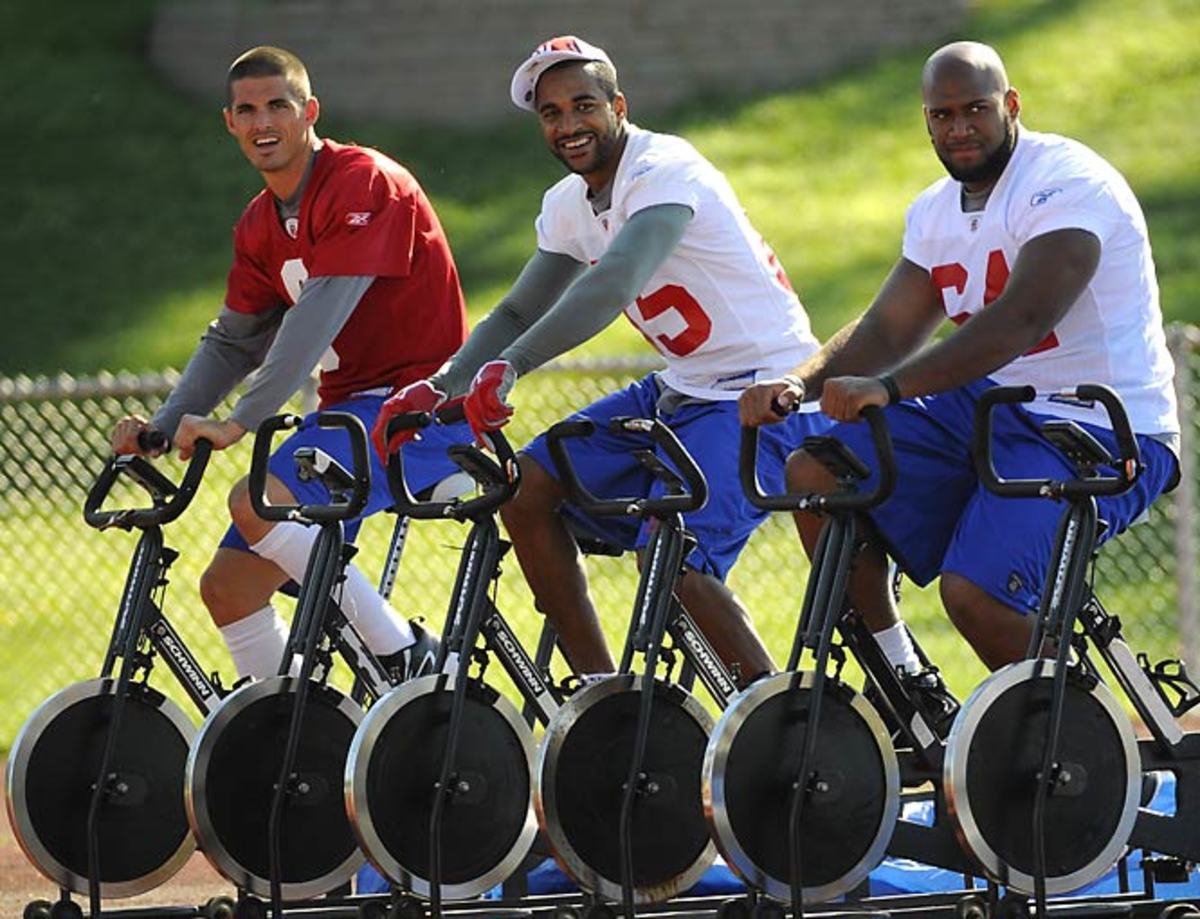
[2,335,1197,750]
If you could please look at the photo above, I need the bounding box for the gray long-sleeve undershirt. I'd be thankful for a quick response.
[430,203,692,397]
[151,275,373,437]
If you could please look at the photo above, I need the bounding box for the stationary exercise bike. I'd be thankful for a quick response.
[345,406,558,917]
[944,384,1200,917]
[706,405,986,919]
[6,432,235,919]
[533,415,728,919]
[700,406,903,919]
[184,412,392,918]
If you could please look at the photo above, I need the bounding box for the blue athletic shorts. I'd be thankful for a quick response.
[219,394,472,552]
[824,378,1179,614]
[521,374,832,580]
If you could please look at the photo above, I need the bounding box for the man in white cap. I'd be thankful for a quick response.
[374,36,829,686]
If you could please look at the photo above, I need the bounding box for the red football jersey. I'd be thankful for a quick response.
[225,140,468,406]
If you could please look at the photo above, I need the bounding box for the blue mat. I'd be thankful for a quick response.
[357,773,1199,900]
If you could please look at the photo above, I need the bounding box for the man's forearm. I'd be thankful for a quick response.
[795,257,947,399]
[229,275,371,431]
[499,250,642,375]
[889,299,1057,399]
[151,318,268,438]
[795,316,905,399]
[498,204,691,377]
[431,249,583,396]
[431,302,534,397]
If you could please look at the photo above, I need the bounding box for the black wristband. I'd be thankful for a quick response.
[878,374,902,405]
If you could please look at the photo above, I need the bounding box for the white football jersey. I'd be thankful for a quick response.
[903,129,1177,436]
[536,125,819,401]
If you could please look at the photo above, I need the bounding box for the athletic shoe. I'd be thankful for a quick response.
[865,666,960,742]
[902,666,960,739]
[380,622,442,684]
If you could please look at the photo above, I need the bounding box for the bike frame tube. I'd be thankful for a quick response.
[428,516,505,919]
[268,520,347,919]
[618,514,690,919]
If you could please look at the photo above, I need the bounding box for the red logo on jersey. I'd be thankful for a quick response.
[633,284,713,357]
[933,249,1059,355]
[346,212,372,227]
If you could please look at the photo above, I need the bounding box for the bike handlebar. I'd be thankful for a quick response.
[740,405,896,512]
[137,428,170,454]
[249,412,371,523]
[545,416,708,518]
[84,440,212,530]
[384,401,519,520]
[973,384,1141,500]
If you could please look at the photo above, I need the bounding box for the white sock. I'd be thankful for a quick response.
[872,621,921,674]
[220,605,290,680]
[251,522,415,656]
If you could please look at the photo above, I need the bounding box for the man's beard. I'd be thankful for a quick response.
[555,126,622,177]
[939,119,1017,185]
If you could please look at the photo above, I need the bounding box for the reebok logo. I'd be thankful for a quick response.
[345,212,372,227]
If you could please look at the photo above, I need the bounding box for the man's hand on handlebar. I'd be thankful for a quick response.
[174,415,246,461]
[464,360,516,447]
[738,375,805,427]
[111,415,167,457]
[371,379,447,462]
[819,376,891,423]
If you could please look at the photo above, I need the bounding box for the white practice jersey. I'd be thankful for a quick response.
[536,125,820,401]
[902,129,1177,436]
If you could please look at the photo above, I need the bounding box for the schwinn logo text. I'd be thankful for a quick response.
[637,539,665,630]
[1047,517,1078,613]
[487,615,541,693]
[453,541,482,624]
[150,622,213,699]
[677,623,736,696]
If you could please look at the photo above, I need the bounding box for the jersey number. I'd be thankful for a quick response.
[931,249,1059,355]
[631,285,713,357]
[280,257,341,371]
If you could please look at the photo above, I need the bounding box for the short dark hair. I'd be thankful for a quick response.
[226,46,311,105]
[542,59,620,103]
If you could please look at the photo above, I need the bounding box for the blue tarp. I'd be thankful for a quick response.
[357,773,1199,900]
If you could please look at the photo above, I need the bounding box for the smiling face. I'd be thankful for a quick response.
[223,75,319,197]
[534,62,627,191]
[922,44,1020,192]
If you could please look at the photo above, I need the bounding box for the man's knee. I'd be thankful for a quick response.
[785,449,836,494]
[199,558,237,621]
[940,572,992,633]
[199,548,288,626]
[227,473,293,544]
[227,477,254,533]
[501,456,565,527]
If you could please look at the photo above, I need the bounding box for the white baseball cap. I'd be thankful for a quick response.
[510,36,615,112]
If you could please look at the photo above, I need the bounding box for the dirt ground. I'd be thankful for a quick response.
[0,765,234,916]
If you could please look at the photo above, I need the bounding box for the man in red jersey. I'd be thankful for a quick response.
[111,46,468,681]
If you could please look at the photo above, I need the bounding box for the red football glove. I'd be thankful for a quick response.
[371,380,446,462]
[463,360,516,445]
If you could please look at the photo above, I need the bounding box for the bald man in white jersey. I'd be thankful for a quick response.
[374,36,830,687]
[740,41,1179,712]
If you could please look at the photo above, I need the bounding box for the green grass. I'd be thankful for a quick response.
[1,0,1197,375]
